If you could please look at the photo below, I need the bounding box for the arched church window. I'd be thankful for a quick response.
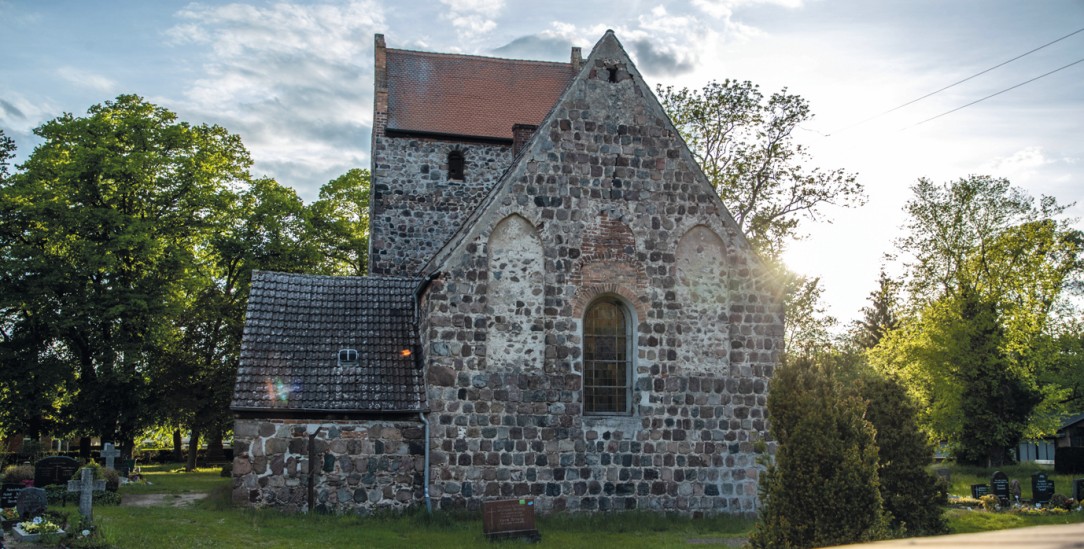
[447,150,465,181]
[583,297,633,414]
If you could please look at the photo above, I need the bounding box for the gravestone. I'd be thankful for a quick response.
[1,483,23,509]
[970,484,989,499]
[1009,479,1022,503]
[990,470,1010,503]
[101,443,120,470]
[67,467,104,520]
[482,498,541,542]
[935,468,951,484]
[33,456,79,487]
[15,487,47,519]
[1073,479,1084,503]
[1031,472,1055,504]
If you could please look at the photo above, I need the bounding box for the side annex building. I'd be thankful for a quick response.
[230,30,784,515]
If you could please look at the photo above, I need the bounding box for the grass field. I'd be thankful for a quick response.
[31,463,1084,548]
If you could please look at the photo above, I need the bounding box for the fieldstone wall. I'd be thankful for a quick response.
[418,38,783,516]
[232,418,424,514]
[369,138,512,276]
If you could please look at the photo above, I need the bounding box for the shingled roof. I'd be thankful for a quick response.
[384,48,577,140]
[231,271,426,414]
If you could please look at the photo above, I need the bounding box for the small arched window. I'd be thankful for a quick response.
[447,150,465,181]
[583,297,633,414]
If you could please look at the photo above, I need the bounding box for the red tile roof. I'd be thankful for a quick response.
[385,48,576,140]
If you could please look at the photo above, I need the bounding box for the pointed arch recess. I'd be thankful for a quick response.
[675,225,730,372]
[485,214,544,370]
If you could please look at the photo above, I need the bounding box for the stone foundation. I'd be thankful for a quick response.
[232,418,425,514]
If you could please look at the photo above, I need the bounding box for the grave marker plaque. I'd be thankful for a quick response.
[483,498,541,542]
[970,484,989,499]
[1031,472,1055,504]
[33,456,79,488]
[15,487,47,519]
[990,471,1009,503]
[1,483,23,508]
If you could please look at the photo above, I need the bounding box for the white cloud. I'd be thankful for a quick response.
[165,1,386,199]
[691,0,803,19]
[437,0,503,39]
[56,67,117,94]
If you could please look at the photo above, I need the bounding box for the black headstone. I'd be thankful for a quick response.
[1,483,23,508]
[1031,472,1055,504]
[1073,479,1084,503]
[990,471,1010,503]
[15,487,47,519]
[970,484,990,498]
[33,456,80,488]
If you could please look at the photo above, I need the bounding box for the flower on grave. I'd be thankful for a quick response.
[18,517,61,534]
[1,507,18,520]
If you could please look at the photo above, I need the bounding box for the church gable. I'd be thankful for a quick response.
[417,31,782,515]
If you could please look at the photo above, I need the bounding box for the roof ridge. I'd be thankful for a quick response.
[386,46,573,67]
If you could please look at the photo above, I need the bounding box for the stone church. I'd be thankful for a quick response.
[231,31,783,516]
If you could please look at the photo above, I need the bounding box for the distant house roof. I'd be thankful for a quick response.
[231,271,425,414]
[1059,412,1084,433]
[385,48,576,140]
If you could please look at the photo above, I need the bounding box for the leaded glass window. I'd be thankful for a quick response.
[584,299,631,414]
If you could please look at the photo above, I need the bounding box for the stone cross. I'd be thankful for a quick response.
[67,468,105,520]
[101,443,120,470]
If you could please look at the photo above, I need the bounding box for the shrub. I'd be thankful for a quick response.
[860,374,948,536]
[1048,493,1074,511]
[749,354,887,549]
[978,494,1000,511]
[2,464,34,484]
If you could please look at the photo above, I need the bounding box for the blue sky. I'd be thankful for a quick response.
[2,0,1082,326]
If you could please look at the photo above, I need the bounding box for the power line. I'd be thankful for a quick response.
[902,56,1084,130]
[829,26,1084,135]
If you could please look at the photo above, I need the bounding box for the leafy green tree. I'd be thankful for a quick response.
[164,176,321,469]
[750,353,886,548]
[307,168,371,275]
[854,269,902,349]
[658,79,864,260]
[0,95,251,454]
[0,129,14,183]
[873,175,1081,464]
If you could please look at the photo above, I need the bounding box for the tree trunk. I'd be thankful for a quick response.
[79,437,91,460]
[186,428,200,472]
[173,429,183,462]
[206,430,225,462]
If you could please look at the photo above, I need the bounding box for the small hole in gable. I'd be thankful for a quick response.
[607,67,618,83]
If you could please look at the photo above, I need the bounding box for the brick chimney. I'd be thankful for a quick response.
[512,124,538,156]
[571,46,582,72]
[373,34,389,138]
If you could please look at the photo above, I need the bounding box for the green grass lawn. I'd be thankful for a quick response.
[85,465,751,548]
[41,463,1084,548]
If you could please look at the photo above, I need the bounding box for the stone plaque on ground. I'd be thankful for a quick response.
[1,483,24,508]
[1031,472,1055,504]
[33,456,79,487]
[15,487,47,519]
[970,484,989,499]
[990,470,1009,503]
[483,498,541,542]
